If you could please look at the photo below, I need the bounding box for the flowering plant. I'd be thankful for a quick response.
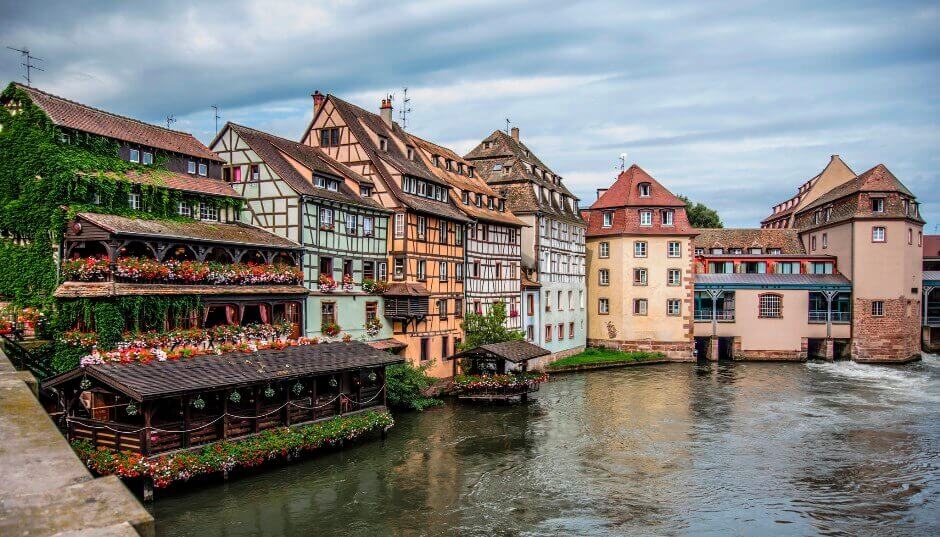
[63,257,302,285]
[318,274,337,293]
[452,372,548,394]
[61,257,110,281]
[321,321,341,337]
[361,279,389,294]
[341,274,355,292]
[364,317,383,337]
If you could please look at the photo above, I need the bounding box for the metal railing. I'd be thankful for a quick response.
[808,311,851,323]
[693,310,735,322]
[926,316,940,327]
[1,333,56,380]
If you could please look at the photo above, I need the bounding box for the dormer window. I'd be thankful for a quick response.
[198,163,208,176]
[446,159,453,171]
[638,183,651,197]
[360,186,372,197]
[142,151,153,165]
[749,248,762,254]
[871,198,884,213]
[188,161,196,174]
[487,198,494,210]
[602,211,613,228]
[327,180,338,192]
[379,137,388,152]
[730,248,743,254]
[475,194,482,207]
[824,207,832,221]
[640,210,652,226]
[468,167,475,178]
[661,209,674,226]
[498,199,505,212]
[407,147,415,160]
[462,191,469,205]
[434,155,442,167]
[492,164,502,171]
[711,248,724,254]
[129,149,140,163]
[483,141,491,149]
[315,176,326,188]
[457,163,464,174]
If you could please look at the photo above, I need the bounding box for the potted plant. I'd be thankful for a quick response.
[318,274,337,293]
[341,274,355,292]
[321,321,341,338]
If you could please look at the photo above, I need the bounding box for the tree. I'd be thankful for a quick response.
[678,195,723,228]
[458,300,523,351]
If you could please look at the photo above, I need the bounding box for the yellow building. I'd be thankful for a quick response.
[582,165,696,360]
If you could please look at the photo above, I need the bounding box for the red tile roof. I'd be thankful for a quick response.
[693,228,806,254]
[79,169,239,198]
[12,83,222,162]
[584,165,694,237]
[591,165,686,209]
[799,164,916,214]
[924,235,940,259]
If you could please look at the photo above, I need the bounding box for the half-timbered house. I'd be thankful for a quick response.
[465,127,587,362]
[301,93,471,376]
[210,123,394,342]
[408,135,526,330]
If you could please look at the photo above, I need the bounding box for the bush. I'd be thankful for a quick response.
[385,361,444,411]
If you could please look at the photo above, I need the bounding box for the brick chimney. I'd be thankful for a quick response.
[380,97,393,127]
[511,126,519,141]
[312,91,325,116]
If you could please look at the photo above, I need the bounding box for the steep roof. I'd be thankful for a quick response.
[924,235,940,259]
[75,212,300,249]
[9,83,222,162]
[799,164,917,214]
[465,130,574,197]
[79,169,239,198]
[451,340,550,363]
[694,228,805,254]
[590,165,686,209]
[225,123,383,210]
[761,155,856,226]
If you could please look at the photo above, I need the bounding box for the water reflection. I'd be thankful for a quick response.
[155,357,940,536]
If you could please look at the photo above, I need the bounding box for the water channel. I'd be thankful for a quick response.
[153,357,939,536]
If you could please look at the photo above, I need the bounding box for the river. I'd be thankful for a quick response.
[153,357,939,536]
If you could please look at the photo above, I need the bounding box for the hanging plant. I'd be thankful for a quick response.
[263,385,276,398]
[192,396,206,410]
[229,390,241,403]
[368,371,377,382]
[329,376,338,388]
[125,402,138,416]
[292,382,304,395]
[79,376,92,390]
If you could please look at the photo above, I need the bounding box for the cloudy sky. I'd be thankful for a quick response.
[1,0,937,228]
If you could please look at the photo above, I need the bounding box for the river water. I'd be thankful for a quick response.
[153,357,939,536]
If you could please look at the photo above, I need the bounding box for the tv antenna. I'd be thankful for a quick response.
[211,105,221,132]
[505,118,511,134]
[619,153,627,172]
[398,87,412,129]
[6,47,44,86]
[165,115,176,129]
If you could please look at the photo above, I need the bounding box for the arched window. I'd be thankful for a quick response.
[758,293,782,318]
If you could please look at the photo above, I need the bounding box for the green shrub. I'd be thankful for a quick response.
[547,348,663,369]
[385,361,444,411]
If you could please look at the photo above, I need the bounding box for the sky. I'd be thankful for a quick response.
[1,0,937,229]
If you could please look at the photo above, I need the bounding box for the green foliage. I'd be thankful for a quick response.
[458,300,524,351]
[385,361,444,411]
[0,240,58,308]
[678,195,723,229]
[547,348,662,369]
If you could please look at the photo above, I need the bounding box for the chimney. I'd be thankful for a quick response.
[380,97,393,127]
[511,126,519,141]
[597,188,608,200]
[312,90,325,116]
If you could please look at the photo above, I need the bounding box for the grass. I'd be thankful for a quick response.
[547,348,663,369]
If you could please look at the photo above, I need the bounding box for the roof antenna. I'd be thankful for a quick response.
[6,46,44,87]
[165,115,176,129]
[505,118,511,134]
[211,105,221,132]
[399,87,412,129]
[619,153,627,172]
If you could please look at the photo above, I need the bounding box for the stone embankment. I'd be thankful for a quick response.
[0,349,154,536]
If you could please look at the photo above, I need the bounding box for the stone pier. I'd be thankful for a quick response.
[0,349,154,536]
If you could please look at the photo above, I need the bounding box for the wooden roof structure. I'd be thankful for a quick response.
[451,340,550,364]
[43,341,404,401]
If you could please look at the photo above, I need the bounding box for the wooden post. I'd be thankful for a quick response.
[381,370,387,408]
[284,382,292,426]
[357,371,363,411]
[222,395,229,440]
[311,379,317,421]
[182,396,191,448]
[142,402,153,456]
[253,386,261,433]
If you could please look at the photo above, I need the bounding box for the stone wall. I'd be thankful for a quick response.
[587,338,694,361]
[852,297,922,363]
[527,345,585,371]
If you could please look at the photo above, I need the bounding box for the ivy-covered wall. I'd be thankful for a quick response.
[0,83,240,308]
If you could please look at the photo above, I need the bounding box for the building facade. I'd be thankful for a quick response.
[210,123,394,342]
[924,235,939,352]
[302,94,470,376]
[465,128,586,361]
[582,165,696,360]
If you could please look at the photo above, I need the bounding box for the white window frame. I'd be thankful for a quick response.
[128,192,141,210]
[598,298,609,314]
[640,210,652,227]
[321,207,334,228]
[602,211,613,228]
[599,269,610,286]
[667,299,681,316]
[198,163,208,177]
[871,300,884,317]
[345,212,357,233]
[129,149,140,163]
[661,210,674,226]
[634,241,647,258]
[439,261,448,282]
[633,299,648,316]
[668,268,681,286]
[187,161,196,174]
[177,201,192,218]
[599,242,610,258]
[394,213,405,238]
[417,216,427,239]
[638,183,651,197]
[142,151,153,165]
[199,202,219,221]
[668,241,680,258]
[363,216,374,236]
[872,226,886,242]
[758,294,782,318]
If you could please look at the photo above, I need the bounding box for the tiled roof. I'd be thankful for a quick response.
[54,282,308,299]
[694,273,851,289]
[924,235,940,258]
[226,123,382,210]
[799,164,917,214]
[452,340,551,363]
[694,228,805,254]
[521,271,541,288]
[43,341,404,401]
[590,165,687,209]
[11,83,222,161]
[490,182,584,225]
[75,212,300,249]
[367,338,408,351]
[465,130,575,198]
[384,282,431,296]
[79,170,239,198]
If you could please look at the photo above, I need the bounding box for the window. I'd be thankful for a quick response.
[661,210,674,226]
[633,299,648,316]
[708,261,734,274]
[417,260,426,280]
[545,324,553,341]
[363,216,374,236]
[749,248,762,254]
[638,183,651,197]
[462,191,469,205]
[568,291,574,310]
[129,149,140,163]
[824,207,831,222]
[321,208,334,228]
[394,213,405,238]
[250,164,260,181]
[871,300,884,317]
[633,268,648,285]
[599,269,609,286]
[579,290,584,309]
[188,161,196,174]
[811,235,817,251]
[128,192,141,210]
[455,299,463,318]
[908,228,913,245]
[393,257,405,280]
[758,294,782,318]
[598,298,609,315]
[872,226,886,242]
[730,248,743,255]
[640,210,652,226]
[142,151,153,165]
[569,322,575,339]
[199,202,219,222]
[363,261,375,280]
[326,180,338,192]
[767,248,781,254]
[439,220,448,244]
[439,261,448,282]
[822,233,828,249]
[544,290,551,312]
[321,302,336,327]
[407,147,415,160]
[378,262,387,281]
[667,299,681,316]
[438,299,447,320]
[455,263,463,282]
[455,225,463,245]
[345,213,357,234]
[342,260,354,279]
[198,163,208,176]
[668,268,681,286]
[420,338,429,362]
[710,248,724,254]
[441,335,449,358]
[417,216,426,239]
[871,198,884,213]
[319,257,334,278]
[776,262,800,274]
[602,211,613,228]
[379,137,388,152]
[177,201,192,218]
[634,241,647,257]
[668,241,680,258]
[695,248,704,255]
[360,186,372,197]
[320,128,340,147]
[599,242,610,258]
[809,262,833,274]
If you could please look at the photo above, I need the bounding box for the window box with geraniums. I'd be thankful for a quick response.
[364,317,383,337]
[319,224,334,232]
[61,257,111,281]
[341,274,355,292]
[361,279,389,294]
[321,321,341,338]
[318,274,337,293]
[452,372,548,395]
[65,257,303,285]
